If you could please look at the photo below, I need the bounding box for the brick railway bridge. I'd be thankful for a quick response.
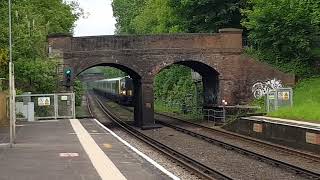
[48,28,295,129]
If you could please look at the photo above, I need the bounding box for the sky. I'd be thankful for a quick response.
[72,0,116,37]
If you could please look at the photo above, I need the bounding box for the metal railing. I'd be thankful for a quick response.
[15,93,75,121]
[202,107,226,124]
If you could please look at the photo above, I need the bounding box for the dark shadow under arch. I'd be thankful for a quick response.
[76,63,142,81]
[77,63,146,127]
[156,60,220,106]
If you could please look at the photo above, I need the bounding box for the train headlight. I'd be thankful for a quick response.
[121,91,126,95]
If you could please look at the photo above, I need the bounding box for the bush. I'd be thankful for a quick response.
[73,79,84,106]
[242,0,320,77]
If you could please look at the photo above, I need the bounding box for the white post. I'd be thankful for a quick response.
[9,62,13,147]
[54,94,58,120]
[12,64,16,141]
[8,0,15,147]
[73,93,76,119]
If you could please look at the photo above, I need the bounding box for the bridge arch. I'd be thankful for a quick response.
[48,29,295,129]
[75,63,142,80]
[76,63,153,128]
[152,60,220,106]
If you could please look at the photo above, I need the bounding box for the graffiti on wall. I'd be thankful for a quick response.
[252,78,283,99]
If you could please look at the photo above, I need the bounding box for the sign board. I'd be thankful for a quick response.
[268,94,275,100]
[61,96,68,101]
[267,88,293,113]
[278,91,290,101]
[253,123,263,133]
[305,132,320,145]
[38,97,50,106]
[283,91,290,100]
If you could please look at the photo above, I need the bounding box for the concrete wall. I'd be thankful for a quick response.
[224,117,320,153]
[0,92,8,127]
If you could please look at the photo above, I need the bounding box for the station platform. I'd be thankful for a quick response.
[224,116,320,153]
[250,116,320,131]
[0,119,176,180]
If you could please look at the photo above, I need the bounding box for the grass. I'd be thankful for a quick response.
[267,77,320,123]
[154,101,202,121]
[75,106,91,118]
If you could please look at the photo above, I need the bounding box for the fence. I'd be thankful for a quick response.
[15,93,75,121]
[203,107,226,123]
[155,98,226,124]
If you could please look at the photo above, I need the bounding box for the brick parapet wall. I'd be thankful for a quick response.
[47,29,295,105]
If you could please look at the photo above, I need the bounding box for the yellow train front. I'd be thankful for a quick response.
[92,76,134,106]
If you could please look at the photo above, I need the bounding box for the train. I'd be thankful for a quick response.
[92,76,134,106]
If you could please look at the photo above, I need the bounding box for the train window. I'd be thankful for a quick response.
[120,82,125,90]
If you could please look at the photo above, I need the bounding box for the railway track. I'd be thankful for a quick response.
[97,96,320,179]
[118,102,320,165]
[156,112,320,163]
[156,120,320,179]
[88,94,233,180]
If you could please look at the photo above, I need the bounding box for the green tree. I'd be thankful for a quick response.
[15,59,58,93]
[112,0,146,34]
[0,0,82,93]
[242,0,320,76]
[132,0,182,34]
[170,0,245,33]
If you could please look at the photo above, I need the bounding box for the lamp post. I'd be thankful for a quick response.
[8,0,16,147]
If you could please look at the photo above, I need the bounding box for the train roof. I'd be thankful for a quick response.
[94,76,130,82]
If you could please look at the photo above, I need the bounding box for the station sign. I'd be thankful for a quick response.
[61,96,68,101]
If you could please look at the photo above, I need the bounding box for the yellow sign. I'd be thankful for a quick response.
[277,91,290,101]
[283,92,289,100]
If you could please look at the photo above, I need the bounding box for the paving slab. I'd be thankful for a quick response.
[79,119,170,180]
[0,120,100,180]
[0,119,173,180]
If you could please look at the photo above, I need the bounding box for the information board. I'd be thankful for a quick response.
[267,88,293,112]
[38,97,50,106]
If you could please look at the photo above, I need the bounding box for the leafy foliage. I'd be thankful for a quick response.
[112,0,146,34]
[113,0,244,34]
[0,0,82,93]
[14,59,58,93]
[74,79,84,106]
[100,67,126,78]
[170,0,245,33]
[242,0,320,76]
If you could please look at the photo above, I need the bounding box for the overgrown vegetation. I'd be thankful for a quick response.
[242,0,320,77]
[74,79,84,106]
[100,67,126,79]
[0,0,82,93]
[268,78,320,122]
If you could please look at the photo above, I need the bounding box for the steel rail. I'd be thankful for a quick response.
[156,112,320,163]
[89,94,233,180]
[92,94,320,179]
[156,120,320,180]
[118,103,320,164]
